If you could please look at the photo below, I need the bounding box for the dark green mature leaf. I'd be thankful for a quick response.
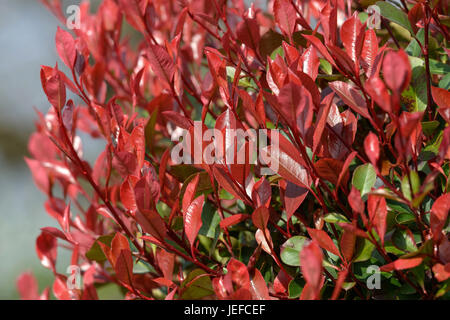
[376,1,414,34]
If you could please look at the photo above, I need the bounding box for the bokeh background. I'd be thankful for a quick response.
[0,0,96,299]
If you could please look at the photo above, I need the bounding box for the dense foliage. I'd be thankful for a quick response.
[18,0,450,300]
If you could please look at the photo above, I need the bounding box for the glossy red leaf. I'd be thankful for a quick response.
[273,0,297,38]
[329,81,370,119]
[367,194,388,245]
[307,228,340,257]
[184,194,205,248]
[300,241,323,300]
[36,232,57,272]
[380,257,423,272]
[182,174,200,213]
[219,214,250,229]
[55,27,76,69]
[280,180,308,222]
[364,132,380,167]
[252,206,270,230]
[361,29,379,77]
[382,50,411,95]
[340,13,365,66]
[249,269,270,300]
[340,229,356,262]
[146,44,176,89]
[430,193,450,242]
[315,158,345,185]
[136,209,167,241]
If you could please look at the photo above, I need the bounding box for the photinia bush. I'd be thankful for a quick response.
[19,0,450,300]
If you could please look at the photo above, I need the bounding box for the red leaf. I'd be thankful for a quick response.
[340,13,365,66]
[348,186,365,217]
[314,158,344,185]
[55,27,76,69]
[264,141,312,190]
[251,177,271,208]
[382,50,411,95]
[430,193,450,242]
[212,165,248,201]
[307,228,340,257]
[162,111,193,129]
[364,132,380,167]
[120,175,139,213]
[156,249,175,281]
[367,194,388,245]
[331,268,349,300]
[252,206,270,230]
[255,228,273,255]
[236,15,260,52]
[115,250,134,286]
[184,194,205,248]
[365,76,391,113]
[313,93,333,154]
[219,214,250,229]
[136,209,167,241]
[361,29,379,77]
[300,241,323,300]
[431,87,450,121]
[340,229,356,262]
[44,72,66,111]
[17,272,40,300]
[146,44,176,89]
[380,257,423,272]
[301,46,320,81]
[249,269,270,300]
[273,0,297,38]
[302,34,336,69]
[36,232,57,272]
[329,81,370,119]
[432,263,450,282]
[111,232,130,266]
[280,180,308,222]
[182,174,200,213]
[53,276,72,300]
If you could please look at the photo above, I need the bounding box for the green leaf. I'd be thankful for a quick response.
[422,121,440,136]
[376,1,414,34]
[401,171,420,201]
[354,238,375,262]
[439,73,450,90]
[352,163,376,198]
[392,229,418,253]
[395,212,416,225]
[288,277,305,298]
[280,236,310,267]
[86,234,114,262]
[409,56,428,111]
[406,29,424,57]
[429,59,450,75]
[181,269,214,300]
[198,202,221,239]
[323,212,350,224]
[319,58,332,75]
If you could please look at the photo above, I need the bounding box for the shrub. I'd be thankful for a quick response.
[19,0,450,300]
